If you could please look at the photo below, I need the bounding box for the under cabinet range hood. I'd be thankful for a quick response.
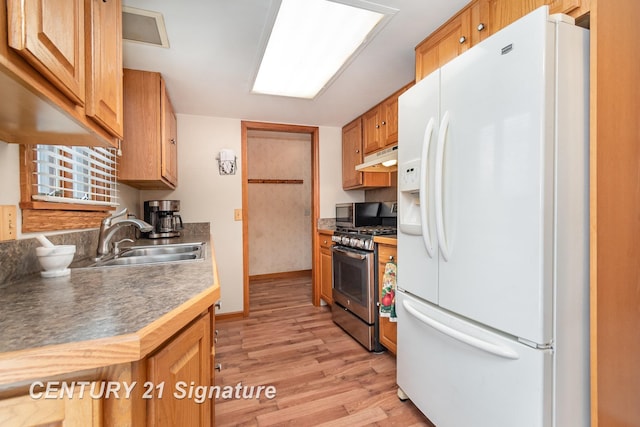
[355,145,398,172]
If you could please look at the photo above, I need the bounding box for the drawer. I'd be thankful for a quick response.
[318,231,334,249]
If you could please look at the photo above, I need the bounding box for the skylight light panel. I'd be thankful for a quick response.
[252,0,389,99]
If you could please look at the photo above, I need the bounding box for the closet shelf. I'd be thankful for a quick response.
[247,179,303,184]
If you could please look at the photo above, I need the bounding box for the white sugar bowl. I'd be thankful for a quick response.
[36,245,76,278]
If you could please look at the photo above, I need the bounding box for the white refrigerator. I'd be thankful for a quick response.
[396,7,589,427]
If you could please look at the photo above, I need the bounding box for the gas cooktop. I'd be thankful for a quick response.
[335,226,397,236]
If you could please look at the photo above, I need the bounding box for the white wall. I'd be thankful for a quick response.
[0,141,20,209]
[1,116,363,314]
[141,114,362,314]
[318,127,364,218]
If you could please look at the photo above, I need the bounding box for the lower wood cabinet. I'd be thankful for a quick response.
[317,230,334,305]
[0,384,102,426]
[0,304,218,427]
[377,242,397,355]
[147,311,212,427]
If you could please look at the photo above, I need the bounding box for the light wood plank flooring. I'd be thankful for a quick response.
[215,273,434,426]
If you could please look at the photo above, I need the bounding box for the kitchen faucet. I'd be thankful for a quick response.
[96,208,153,260]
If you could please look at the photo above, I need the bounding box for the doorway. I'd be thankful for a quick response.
[241,121,319,316]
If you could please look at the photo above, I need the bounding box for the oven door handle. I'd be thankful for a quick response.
[331,247,368,260]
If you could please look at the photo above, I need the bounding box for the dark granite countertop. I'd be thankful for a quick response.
[0,233,216,356]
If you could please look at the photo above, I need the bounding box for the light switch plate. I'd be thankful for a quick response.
[0,205,18,241]
[234,209,242,221]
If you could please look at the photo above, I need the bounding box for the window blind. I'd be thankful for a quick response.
[31,145,119,207]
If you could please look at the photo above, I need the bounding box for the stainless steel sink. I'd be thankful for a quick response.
[118,244,204,258]
[86,242,206,268]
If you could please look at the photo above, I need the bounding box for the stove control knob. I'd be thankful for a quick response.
[341,236,350,245]
[350,237,359,247]
[331,235,340,243]
[365,240,373,250]
[355,239,365,249]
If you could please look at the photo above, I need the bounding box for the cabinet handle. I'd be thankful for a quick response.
[459,36,467,44]
[381,121,386,126]
[477,23,485,31]
[375,124,380,129]
[355,149,360,153]
[389,255,395,261]
[215,363,222,372]
[323,240,327,244]
[215,300,222,310]
[170,138,176,145]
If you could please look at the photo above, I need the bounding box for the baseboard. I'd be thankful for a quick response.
[215,311,245,321]
[249,269,312,281]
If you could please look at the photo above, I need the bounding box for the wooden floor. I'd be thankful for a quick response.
[215,272,434,426]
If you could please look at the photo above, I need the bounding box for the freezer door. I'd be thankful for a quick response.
[397,291,552,427]
[397,70,440,304]
[436,7,555,344]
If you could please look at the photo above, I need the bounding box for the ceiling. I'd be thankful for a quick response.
[121,0,469,128]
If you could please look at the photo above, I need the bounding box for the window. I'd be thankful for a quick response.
[19,145,118,232]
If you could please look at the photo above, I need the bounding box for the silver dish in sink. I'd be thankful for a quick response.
[87,242,206,268]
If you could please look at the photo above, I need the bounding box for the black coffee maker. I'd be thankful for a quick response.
[143,200,183,238]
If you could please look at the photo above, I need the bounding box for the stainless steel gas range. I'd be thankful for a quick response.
[331,202,396,352]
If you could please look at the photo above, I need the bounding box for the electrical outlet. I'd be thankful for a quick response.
[0,205,17,241]
[234,209,242,221]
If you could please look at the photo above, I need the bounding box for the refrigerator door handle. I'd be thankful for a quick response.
[402,299,520,360]
[419,117,436,257]
[435,111,451,261]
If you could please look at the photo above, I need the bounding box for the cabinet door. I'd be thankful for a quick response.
[211,305,217,425]
[382,83,412,147]
[415,7,471,81]
[148,313,212,427]
[381,96,399,147]
[85,0,123,138]
[481,0,543,37]
[362,106,382,154]
[121,69,161,183]
[319,236,333,304]
[0,384,102,426]
[378,243,397,354]
[7,0,85,105]
[161,82,178,186]
[545,0,582,14]
[342,118,364,189]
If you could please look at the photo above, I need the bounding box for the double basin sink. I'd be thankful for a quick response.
[88,242,206,268]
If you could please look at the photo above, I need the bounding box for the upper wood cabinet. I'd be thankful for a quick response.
[416,6,471,81]
[342,117,391,190]
[0,0,122,147]
[362,106,383,154]
[119,69,178,190]
[7,0,86,106]
[416,0,590,81]
[161,85,178,185]
[362,83,413,155]
[85,0,123,139]
[546,0,588,16]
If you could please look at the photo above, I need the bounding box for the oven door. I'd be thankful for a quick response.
[331,245,375,323]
